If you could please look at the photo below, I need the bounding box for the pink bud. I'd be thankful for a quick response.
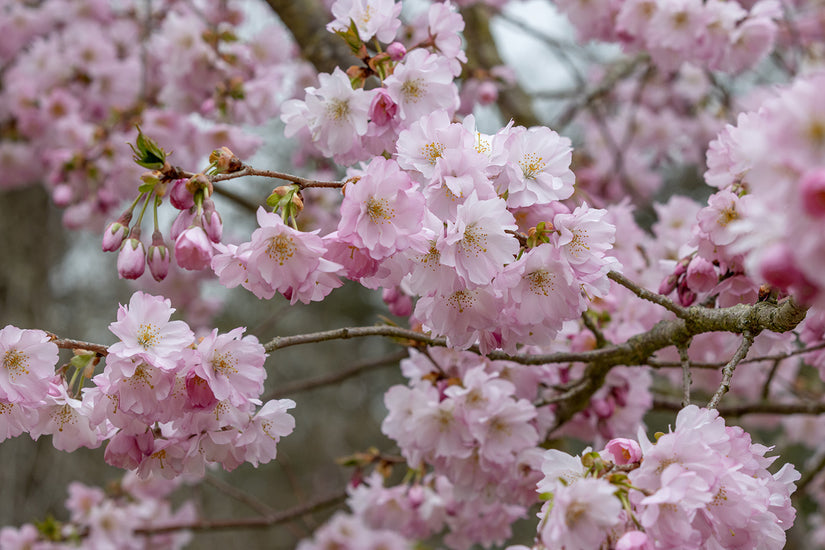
[685,256,717,293]
[677,279,696,306]
[801,168,825,218]
[147,231,170,282]
[616,531,653,550]
[202,199,223,243]
[185,371,218,410]
[658,274,678,296]
[175,226,213,270]
[477,81,498,105]
[170,207,196,241]
[382,286,412,317]
[117,237,146,279]
[591,398,615,419]
[52,184,73,207]
[169,178,195,210]
[605,438,642,465]
[103,222,129,252]
[369,89,398,127]
[386,41,406,61]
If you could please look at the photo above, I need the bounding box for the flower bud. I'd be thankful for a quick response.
[169,178,195,210]
[175,226,213,271]
[685,256,717,293]
[170,208,196,241]
[185,371,218,411]
[201,199,223,243]
[117,235,146,279]
[477,81,498,105]
[382,287,412,317]
[102,216,131,252]
[605,438,642,465]
[147,231,170,282]
[369,89,398,127]
[801,168,825,218]
[52,184,73,207]
[386,41,406,61]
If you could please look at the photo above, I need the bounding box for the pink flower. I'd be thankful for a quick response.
[117,237,145,279]
[175,226,213,271]
[437,193,519,287]
[235,398,296,467]
[326,0,402,43]
[685,255,717,293]
[0,325,58,405]
[385,50,459,122]
[107,291,195,372]
[337,156,426,260]
[193,327,267,407]
[616,531,653,550]
[605,438,642,465]
[282,68,372,160]
[501,126,575,208]
[539,477,622,549]
[245,208,341,302]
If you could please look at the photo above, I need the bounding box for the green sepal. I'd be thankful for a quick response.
[69,351,95,371]
[129,126,167,170]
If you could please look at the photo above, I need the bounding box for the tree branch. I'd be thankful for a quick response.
[134,491,347,535]
[708,331,756,409]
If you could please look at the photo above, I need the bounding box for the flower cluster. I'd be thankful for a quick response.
[0,0,294,227]
[556,0,780,73]
[0,292,295,479]
[530,405,799,550]
[0,474,195,549]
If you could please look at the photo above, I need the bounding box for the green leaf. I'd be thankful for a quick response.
[129,126,167,170]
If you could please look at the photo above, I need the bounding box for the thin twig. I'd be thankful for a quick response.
[708,330,757,409]
[678,342,692,407]
[796,453,825,496]
[47,335,109,356]
[266,351,407,399]
[760,358,783,401]
[607,271,687,318]
[134,491,347,535]
[210,166,344,189]
[652,397,825,417]
[647,340,825,369]
[204,474,276,518]
[581,311,608,348]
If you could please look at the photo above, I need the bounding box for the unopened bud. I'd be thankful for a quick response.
[386,41,406,61]
[147,230,170,282]
[117,231,146,280]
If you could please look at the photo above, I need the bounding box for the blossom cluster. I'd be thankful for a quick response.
[556,0,779,73]
[0,474,195,549]
[655,72,825,318]
[530,405,799,550]
[0,0,297,228]
[0,292,295,479]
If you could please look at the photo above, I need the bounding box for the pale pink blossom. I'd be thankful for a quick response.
[0,326,58,406]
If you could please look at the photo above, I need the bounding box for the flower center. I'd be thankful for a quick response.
[2,349,29,378]
[519,153,546,180]
[137,324,160,349]
[401,78,425,102]
[266,234,296,265]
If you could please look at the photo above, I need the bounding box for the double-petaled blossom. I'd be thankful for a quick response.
[192,327,267,407]
[107,292,194,372]
[437,192,519,288]
[326,0,402,43]
[385,49,459,123]
[243,207,342,303]
[337,156,427,260]
[499,126,575,208]
[0,325,58,405]
[282,67,372,162]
